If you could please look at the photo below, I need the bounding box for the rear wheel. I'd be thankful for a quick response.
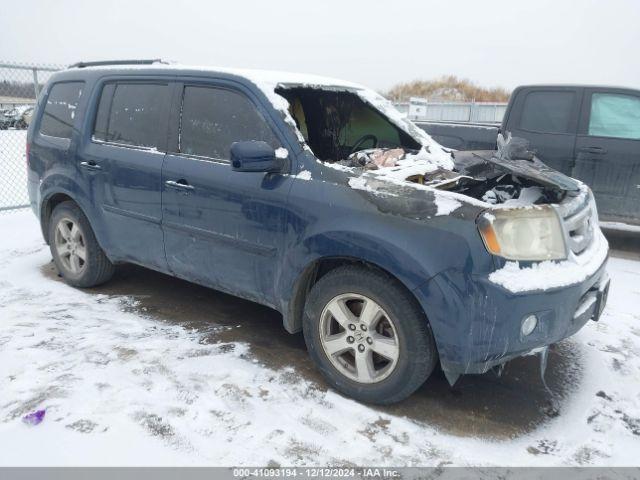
[303,265,437,404]
[49,201,115,287]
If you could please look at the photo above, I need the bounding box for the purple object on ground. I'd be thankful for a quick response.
[23,409,46,425]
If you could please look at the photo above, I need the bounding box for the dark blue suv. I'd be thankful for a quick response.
[27,60,610,404]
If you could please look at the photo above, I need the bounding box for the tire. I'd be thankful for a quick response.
[48,201,115,288]
[303,265,438,404]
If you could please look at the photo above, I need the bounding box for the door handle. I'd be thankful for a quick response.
[80,161,102,171]
[165,179,194,191]
[578,146,607,155]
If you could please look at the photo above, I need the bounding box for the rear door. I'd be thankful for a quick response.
[574,88,640,224]
[161,80,295,306]
[506,87,582,175]
[80,80,172,270]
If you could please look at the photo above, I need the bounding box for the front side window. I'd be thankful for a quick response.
[588,93,640,140]
[278,88,420,162]
[519,91,575,134]
[40,82,84,139]
[93,83,171,149]
[179,86,279,159]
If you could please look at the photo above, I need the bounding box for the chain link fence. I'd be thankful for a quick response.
[0,62,62,212]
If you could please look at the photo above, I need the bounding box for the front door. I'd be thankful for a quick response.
[161,82,294,306]
[574,89,640,224]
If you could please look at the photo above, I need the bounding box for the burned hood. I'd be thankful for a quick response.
[489,133,580,192]
[454,132,580,192]
[453,149,581,193]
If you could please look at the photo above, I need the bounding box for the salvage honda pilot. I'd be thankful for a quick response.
[27,60,610,404]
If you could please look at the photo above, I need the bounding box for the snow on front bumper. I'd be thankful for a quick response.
[420,254,610,376]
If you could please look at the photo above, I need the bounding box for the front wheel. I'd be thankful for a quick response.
[303,265,438,404]
[49,201,115,288]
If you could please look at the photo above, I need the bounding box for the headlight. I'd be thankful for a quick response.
[477,206,567,261]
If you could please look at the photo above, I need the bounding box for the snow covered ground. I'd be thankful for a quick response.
[0,210,639,466]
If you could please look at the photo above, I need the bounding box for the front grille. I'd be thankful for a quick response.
[556,190,595,255]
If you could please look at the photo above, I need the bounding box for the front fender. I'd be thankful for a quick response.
[301,230,436,290]
[276,226,473,333]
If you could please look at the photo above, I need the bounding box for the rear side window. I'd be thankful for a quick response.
[519,91,575,134]
[93,83,170,149]
[588,93,640,140]
[179,86,279,159]
[40,82,84,138]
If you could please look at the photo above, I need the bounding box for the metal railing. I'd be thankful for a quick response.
[395,97,508,124]
[0,62,62,212]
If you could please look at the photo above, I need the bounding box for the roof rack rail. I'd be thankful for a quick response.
[68,59,168,69]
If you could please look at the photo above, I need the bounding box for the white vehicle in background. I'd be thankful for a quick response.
[21,106,34,127]
[0,105,34,129]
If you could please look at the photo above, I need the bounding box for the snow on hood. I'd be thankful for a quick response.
[341,147,488,215]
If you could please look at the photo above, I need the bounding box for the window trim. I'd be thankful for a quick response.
[91,82,115,144]
[175,83,282,164]
[584,91,640,142]
[90,80,172,152]
[516,89,579,136]
[37,80,85,141]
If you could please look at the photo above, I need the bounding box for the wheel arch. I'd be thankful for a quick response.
[40,190,100,249]
[40,191,78,244]
[283,255,431,336]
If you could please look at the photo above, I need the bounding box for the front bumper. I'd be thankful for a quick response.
[413,255,610,377]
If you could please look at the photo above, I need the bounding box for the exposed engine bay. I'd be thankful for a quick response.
[337,143,571,207]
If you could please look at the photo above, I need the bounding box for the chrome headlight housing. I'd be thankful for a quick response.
[478,206,567,261]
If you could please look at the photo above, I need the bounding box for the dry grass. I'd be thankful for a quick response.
[386,75,511,103]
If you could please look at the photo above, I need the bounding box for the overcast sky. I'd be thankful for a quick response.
[2,0,638,92]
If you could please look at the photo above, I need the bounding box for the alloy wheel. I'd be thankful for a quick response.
[54,217,87,275]
[319,293,400,384]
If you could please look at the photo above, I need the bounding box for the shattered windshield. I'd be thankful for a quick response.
[276,87,423,163]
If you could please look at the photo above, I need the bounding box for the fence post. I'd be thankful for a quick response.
[469,101,477,122]
[32,68,40,99]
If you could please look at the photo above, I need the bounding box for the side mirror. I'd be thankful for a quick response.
[230,141,283,173]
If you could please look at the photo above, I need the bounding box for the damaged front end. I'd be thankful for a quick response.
[265,80,609,390]
[343,137,610,387]
[334,138,609,388]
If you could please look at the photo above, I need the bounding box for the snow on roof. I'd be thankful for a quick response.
[68,62,364,90]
